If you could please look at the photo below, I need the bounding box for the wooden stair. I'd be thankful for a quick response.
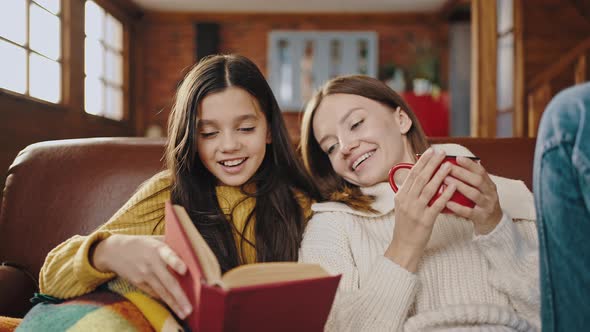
[527,37,590,137]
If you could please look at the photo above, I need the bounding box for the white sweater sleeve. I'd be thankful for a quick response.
[473,213,540,329]
[299,212,419,331]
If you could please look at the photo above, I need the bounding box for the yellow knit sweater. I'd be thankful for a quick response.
[39,170,311,299]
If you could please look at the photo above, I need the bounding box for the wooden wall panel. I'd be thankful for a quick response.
[513,0,526,137]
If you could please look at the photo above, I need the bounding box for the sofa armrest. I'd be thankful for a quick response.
[0,263,39,318]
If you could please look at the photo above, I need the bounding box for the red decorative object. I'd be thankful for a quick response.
[401,92,450,137]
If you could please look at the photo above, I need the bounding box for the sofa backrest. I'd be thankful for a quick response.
[0,136,536,316]
[0,138,166,292]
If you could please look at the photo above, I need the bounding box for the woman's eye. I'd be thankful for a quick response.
[351,119,364,130]
[238,127,255,132]
[200,131,218,138]
[327,144,337,155]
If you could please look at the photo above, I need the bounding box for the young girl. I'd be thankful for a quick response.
[36,54,318,329]
[298,75,539,331]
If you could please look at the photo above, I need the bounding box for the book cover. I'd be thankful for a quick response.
[164,201,341,332]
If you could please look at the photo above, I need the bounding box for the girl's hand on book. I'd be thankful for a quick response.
[385,148,456,272]
[92,234,193,319]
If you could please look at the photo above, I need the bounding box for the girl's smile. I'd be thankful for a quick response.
[218,157,248,174]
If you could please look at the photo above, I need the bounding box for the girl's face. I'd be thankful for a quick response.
[312,93,413,187]
[197,87,271,187]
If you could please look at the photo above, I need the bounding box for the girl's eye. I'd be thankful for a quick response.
[238,127,255,132]
[200,131,218,138]
[351,119,364,130]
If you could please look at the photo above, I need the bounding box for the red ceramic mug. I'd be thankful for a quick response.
[388,155,480,214]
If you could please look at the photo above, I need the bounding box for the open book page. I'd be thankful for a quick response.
[221,262,330,289]
[172,204,222,285]
[171,203,332,289]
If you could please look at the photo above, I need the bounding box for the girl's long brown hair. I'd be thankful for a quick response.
[300,75,429,212]
[166,54,320,272]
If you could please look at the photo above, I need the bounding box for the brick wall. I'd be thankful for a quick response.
[140,21,195,133]
[137,12,446,137]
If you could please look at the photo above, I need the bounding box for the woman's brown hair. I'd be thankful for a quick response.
[300,75,429,212]
[165,54,320,272]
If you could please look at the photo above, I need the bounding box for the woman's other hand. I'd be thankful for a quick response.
[385,148,457,272]
[92,234,193,319]
[443,156,503,235]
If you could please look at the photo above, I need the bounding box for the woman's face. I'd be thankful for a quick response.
[197,87,271,186]
[312,93,413,187]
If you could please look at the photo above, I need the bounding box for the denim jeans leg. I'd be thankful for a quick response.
[533,82,590,331]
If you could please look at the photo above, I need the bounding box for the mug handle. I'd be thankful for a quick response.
[388,163,414,192]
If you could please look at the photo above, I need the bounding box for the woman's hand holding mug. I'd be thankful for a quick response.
[389,150,503,236]
[389,152,480,213]
[385,148,457,272]
[442,156,503,235]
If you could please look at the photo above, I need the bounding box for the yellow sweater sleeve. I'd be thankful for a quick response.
[39,171,172,299]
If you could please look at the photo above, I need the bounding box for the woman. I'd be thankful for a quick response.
[299,75,539,331]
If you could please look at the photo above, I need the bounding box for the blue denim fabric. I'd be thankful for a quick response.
[533,82,590,331]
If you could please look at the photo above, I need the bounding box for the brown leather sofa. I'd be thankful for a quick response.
[0,136,536,318]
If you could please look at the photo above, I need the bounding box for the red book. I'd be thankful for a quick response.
[164,201,341,332]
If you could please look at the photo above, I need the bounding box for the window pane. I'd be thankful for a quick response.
[85,1,104,41]
[0,0,27,45]
[106,85,123,120]
[85,76,104,115]
[0,40,27,93]
[277,39,292,103]
[105,14,123,52]
[497,0,513,33]
[497,34,514,111]
[496,33,514,137]
[105,49,122,85]
[85,37,104,78]
[300,40,315,103]
[33,0,60,15]
[30,3,61,60]
[330,39,342,78]
[357,39,368,75]
[30,53,61,103]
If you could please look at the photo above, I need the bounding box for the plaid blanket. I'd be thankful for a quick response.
[0,316,22,331]
[16,279,184,332]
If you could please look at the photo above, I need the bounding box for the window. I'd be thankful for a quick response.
[496,0,514,137]
[0,0,62,103]
[84,0,124,120]
[269,31,378,110]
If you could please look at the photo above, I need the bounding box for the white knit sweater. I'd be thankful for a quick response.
[299,144,540,332]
